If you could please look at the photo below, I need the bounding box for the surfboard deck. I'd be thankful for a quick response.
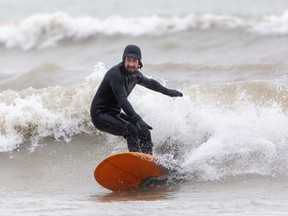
[94,152,166,191]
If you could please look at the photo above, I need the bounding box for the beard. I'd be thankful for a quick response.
[126,66,137,73]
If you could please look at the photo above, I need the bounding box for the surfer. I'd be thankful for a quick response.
[90,45,183,155]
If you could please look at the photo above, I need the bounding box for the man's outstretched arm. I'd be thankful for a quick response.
[139,75,183,97]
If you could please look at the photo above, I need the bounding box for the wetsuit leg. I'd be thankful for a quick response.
[119,113,142,152]
[91,112,141,152]
[120,113,153,154]
[125,123,140,152]
[138,129,153,155]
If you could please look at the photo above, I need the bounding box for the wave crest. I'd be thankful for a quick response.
[1,11,288,50]
[0,62,106,152]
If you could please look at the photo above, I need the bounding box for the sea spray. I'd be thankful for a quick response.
[0,63,106,152]
[177,94,288,181]
[1,62,288,182]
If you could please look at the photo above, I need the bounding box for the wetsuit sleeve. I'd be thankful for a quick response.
[138,74,170,95]
[108,73,141,122]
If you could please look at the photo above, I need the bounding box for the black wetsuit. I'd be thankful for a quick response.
[90,63,171,154]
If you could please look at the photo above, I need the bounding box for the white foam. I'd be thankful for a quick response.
[0,62,106,152]
[1,11,288,50]
[1,62,288,180]
[178,98,288,181]
[249,10,288,35]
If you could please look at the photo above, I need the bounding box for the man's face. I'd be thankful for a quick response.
[124,56,139,73]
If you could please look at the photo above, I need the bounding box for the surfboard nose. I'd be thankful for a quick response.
[94,152,165,191]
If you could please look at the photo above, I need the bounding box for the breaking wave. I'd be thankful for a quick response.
[1,62,288,183]
[0,10,288,50]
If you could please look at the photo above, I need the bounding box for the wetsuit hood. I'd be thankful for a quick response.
[122,45,143,68]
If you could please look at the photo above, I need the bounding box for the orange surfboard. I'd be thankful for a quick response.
[94,152,165,191]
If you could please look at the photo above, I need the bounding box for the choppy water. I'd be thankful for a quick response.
[1,0,288,215]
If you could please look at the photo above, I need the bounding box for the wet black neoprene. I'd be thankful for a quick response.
[90,62,182,154]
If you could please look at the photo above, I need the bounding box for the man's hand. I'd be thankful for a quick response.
[167,89,183,97]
